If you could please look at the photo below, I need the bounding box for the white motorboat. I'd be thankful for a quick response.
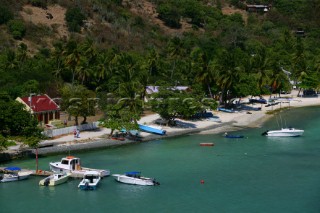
[49,156,110,177]
[112,172,160,186]
[262,128,304,137]
[78,171,101,190]
[39,172,70,186]
[0,167,32,183]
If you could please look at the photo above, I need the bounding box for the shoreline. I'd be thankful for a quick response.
[2,92,320,159]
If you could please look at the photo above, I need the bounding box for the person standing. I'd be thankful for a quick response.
[74,129,77,138]
[76,129,80,138]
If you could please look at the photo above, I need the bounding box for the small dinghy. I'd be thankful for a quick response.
[39,172,70,186]
[112,172,160,186]
[224,133,244,139]
[199,143,214,146]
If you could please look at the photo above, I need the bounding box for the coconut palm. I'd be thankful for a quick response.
[63,40,82,85]
[210,49,243,105]
[191,47,214,98]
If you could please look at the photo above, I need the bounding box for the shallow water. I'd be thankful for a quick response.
[1,106,320,213]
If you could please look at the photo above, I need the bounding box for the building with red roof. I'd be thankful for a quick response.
[16,94,60,125]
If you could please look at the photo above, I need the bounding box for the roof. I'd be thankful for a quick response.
[18,94,60,113]
[146,86,190,94]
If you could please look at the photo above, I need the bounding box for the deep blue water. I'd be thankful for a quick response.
[1,106,320,213]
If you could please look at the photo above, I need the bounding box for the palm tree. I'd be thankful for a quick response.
[51,42,65,79]
[191,47,214,98]
[63,40,82,85]
[77,39,97,84]
[166,37,186,83]
[251,48,272,93]
[210,49,243,105]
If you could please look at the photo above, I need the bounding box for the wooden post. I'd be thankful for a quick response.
[36,148,38,173]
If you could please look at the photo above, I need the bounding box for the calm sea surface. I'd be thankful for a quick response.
[1,106,320,213]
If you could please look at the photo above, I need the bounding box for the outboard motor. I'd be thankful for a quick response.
[44,178,50,186]
[152,179,160,186]
[84,180,90,190]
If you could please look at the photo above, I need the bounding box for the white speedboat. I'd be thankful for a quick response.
[0,167,32,183]
[39,172,70,186]
[49,156,110,177]
[78,171,101,190]
[112,172,160,186]
[262,128,304,137]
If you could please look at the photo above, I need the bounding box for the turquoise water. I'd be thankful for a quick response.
[1,106,320,213]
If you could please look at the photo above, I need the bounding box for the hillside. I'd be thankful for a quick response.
[1,0,254,54]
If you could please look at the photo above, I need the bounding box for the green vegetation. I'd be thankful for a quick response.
[1,0,320,150]
[0,99,43,150]
[65,7,86,32]
[0,5,13,25]
[7,19,26,40]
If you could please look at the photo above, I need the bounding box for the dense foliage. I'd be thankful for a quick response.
[0,98,43,149]
[65,7,86,32]
[1,0,320,146]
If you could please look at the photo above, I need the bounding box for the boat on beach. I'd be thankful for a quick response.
[262,128,304,137]
[0,167,32,183]
[138,124,166,135]
[112,171,160,186]
[78,171,101,190]
[39,172,70,186]
[217,107,235,113]
[49,156,110,178]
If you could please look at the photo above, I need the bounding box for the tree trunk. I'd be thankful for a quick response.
[207,83,213,99]
[297,88,302,97]
[82,116,87,124]
[75,116,79,126]
[109,129,114,138]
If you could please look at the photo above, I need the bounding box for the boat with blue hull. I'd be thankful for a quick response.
[138,124,166,135]
[225,134,244,139]
[78,171,101,190]
[224,132,244,138]
[217,108,235,113]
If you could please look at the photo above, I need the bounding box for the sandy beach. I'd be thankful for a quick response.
[6,90,320,155]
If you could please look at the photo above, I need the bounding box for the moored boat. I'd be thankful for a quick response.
[224,134,244,139]
[262,128,304,137]
[39,172,70,186]
[199,143,214,146]
[112,171,160,186]
[78,171,101,190]
[0,167,32,183]
[49,156,110,177]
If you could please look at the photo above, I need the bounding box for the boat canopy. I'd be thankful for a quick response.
[125,171,141,175]
[4,166,21,171]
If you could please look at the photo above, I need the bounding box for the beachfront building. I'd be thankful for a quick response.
[16,94,60,125]
[246,4,271,13]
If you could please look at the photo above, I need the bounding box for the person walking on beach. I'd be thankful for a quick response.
[76,129,80,138]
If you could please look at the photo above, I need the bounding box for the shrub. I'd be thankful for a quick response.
[0,5,14,25]
[65,7,86,32]
[7,19,26,40]
[29,0,47,9]
[157,3,181,29]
